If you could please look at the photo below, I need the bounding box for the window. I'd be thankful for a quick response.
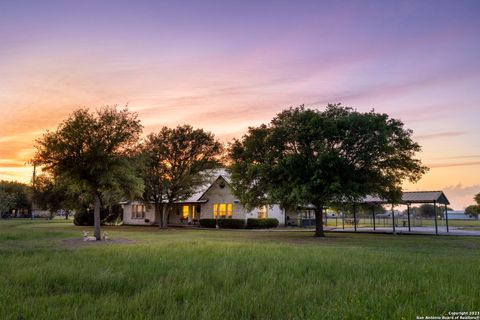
[219,204,227,218]
[182,205,189,219]
[131,204,145,219]
[258,206,268,219]
[213,203,233,218]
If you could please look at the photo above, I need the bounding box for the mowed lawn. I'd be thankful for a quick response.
[1,220,479,320]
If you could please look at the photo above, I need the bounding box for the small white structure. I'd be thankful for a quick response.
[444,210,476,220]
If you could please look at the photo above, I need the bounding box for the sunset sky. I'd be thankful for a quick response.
[1,0,479,209]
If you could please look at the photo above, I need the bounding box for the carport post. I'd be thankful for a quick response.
[353,203,357,232]
[391,203,396,234]
[372,205,376,231]
[434,200,438,235]
[445,204,449,233]
[407,203,411,232]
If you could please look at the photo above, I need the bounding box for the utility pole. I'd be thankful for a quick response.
[31,162,36,220]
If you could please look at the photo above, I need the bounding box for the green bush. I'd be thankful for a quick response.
[246,218,279,229]
[217,218,245,229]
[73,207,94,226]
[199,219,217,228]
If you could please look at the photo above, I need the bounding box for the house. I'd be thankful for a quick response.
[122,169,286,226]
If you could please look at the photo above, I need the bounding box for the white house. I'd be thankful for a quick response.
[122,169,286,226]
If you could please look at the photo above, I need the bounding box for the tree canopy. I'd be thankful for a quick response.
[229,104,427,236]
[33,106,144,239]
[416,204,451,218]
[465,192,480,218]
[141,125,223,228]
[0,180,32,216]
[0,188,16,216]
[33,173,75,219]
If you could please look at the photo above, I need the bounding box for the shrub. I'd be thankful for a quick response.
[73,207,94,226]
[217,218,245,229]
[199,219,217,228]
[246,218,279,229]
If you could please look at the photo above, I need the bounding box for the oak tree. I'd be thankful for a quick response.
[229,104,427,237]
[34,106,144,239]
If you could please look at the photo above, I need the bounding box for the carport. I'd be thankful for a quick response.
[353,191,451,235]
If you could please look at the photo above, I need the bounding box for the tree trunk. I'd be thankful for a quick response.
[93,193,102,240]
[155,202,163,228]
[160,204,169,229]
[314,205,325,237]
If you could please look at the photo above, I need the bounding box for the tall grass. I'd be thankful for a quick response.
[0,220,479,319]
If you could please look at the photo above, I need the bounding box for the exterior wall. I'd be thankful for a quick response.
[268,205,285,225]
[245,204,285,226]
[199,177,249,219]
[122,202,156,225]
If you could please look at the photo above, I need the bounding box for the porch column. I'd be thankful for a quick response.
[434,200,438,235]
[353,203,357,232]
[445,204,449,233]
[391,203,396,234]
[372,205,376,231]
[407,203,411,232]
[188,205,193,224]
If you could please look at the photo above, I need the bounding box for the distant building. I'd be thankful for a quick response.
[444,210,476,220]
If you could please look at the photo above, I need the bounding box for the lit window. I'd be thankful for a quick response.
[219,204,227,218]
[258,206,268,219]
[213,203,233,218]
[182,205,189,219]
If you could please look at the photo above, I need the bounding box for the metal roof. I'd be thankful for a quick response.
[361,191,450,205]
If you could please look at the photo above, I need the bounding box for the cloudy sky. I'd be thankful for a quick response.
[1,0,479,209]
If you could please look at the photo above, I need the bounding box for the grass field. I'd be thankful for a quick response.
[1,219,479,319]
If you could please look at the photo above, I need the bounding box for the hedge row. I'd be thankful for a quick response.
[218,219,245,229]
[246,218,279,229]
[199,219,217,228]
[199,218,279,229]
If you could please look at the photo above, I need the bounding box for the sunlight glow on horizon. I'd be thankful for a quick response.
[1,0,480,209]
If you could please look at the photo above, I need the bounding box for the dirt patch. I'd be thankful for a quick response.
[62,238,135,248]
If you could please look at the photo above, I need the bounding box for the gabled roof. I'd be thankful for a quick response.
[361,191,450,205]
[180,168,231,203]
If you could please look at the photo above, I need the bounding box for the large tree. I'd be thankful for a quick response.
[229,104,427,237]
[34,106,144,240]
[141,125,223,228]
